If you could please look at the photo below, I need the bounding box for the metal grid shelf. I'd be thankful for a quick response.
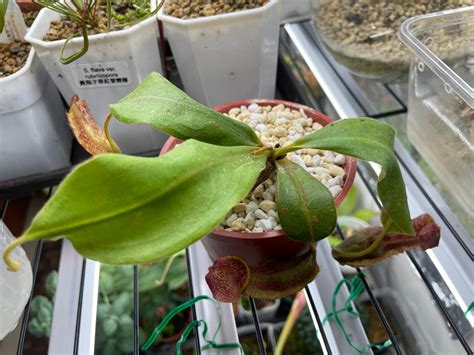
[1,21,473,355]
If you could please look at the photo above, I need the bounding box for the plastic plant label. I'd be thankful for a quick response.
[0,1,27,43]
[0,221,32,340]
[72,62,132,89]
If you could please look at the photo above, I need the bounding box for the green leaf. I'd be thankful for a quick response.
[10,140,266,265]
[288,118,414,235]
[276,159,337,243]
[110,72,262,147]
[0,0,8,33]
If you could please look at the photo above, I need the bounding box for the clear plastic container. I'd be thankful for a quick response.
[399,7,474,227]
[313,0,473,82]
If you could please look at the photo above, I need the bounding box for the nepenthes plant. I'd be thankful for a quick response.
[2,72,440,302]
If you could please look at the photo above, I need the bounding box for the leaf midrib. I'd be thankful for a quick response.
[28,150,260,240]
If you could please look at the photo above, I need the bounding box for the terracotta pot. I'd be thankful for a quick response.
[161,99,357,268]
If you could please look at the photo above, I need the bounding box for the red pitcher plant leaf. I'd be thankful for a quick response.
[205,256,250,303]
[67,95,120,155]
[332,214,440,267]
[206,247,319,302]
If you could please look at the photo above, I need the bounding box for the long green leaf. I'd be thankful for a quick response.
[276,159,337,242]
[285,118,414,235]
[0,0,8,33]
[6,140,266,267]
[110,72,262,147]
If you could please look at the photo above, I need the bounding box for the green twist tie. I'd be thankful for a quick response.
[141,295,243,354]
[464,302,474,317]
[319,272,392,354]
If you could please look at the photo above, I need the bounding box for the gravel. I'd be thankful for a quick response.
[0,42,31,78]
[22,10,39,27]
[164,0,269,19]
[314,0,474,76]
[219,103,347,233]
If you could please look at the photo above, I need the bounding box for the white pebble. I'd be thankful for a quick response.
[267,210,279,221]
[330,185,343,198]
[246,201,259,214]
[253,227,264,233]
[244,213,256,227]
[273,127,287,137]
[315,167,330,176]
[268,185,277,195]
[255,219,273,232]
[254,209,268,219]
[299,108,308,118]
[275,117,287,125]
[324,151,335,164]
[231,218,246,231]
[327,164,345,177]
[294,123,304,133]
[291,154,306,168]
[262,191,274,201]
[229,108,240,116]
[260,200,276,212]
[312,155,321,167]
[248,119,258,128]
[226,213,238,226]
[335,154,346,165]
[248,103,260,113]
[268,217,278,228]
[240,105,248,112]
[326,177,339,188]
[255,124,268,132]
[233,203,247,213]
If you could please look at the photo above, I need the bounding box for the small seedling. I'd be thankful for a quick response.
[34,0,163,63]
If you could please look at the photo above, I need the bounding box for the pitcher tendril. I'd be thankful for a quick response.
[333,219,392,259]
[2,237,24,272]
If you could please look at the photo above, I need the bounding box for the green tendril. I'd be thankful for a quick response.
[141,295,243,354]
[318,272,392,353]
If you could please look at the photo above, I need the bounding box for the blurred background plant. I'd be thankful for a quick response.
[27,252,190,355]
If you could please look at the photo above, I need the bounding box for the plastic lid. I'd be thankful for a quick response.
[399,6,474,108]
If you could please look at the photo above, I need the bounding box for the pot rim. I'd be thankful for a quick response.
[25,6,157,47]
[157,0,278,25]
[161,99,357,241]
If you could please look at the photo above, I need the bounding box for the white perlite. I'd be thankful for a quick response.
[219,103,347,233]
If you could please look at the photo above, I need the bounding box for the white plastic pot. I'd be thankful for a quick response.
[25,9,166,154]
[280,0,311,23]
[0,48,72,181]
[158,1,281,107]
